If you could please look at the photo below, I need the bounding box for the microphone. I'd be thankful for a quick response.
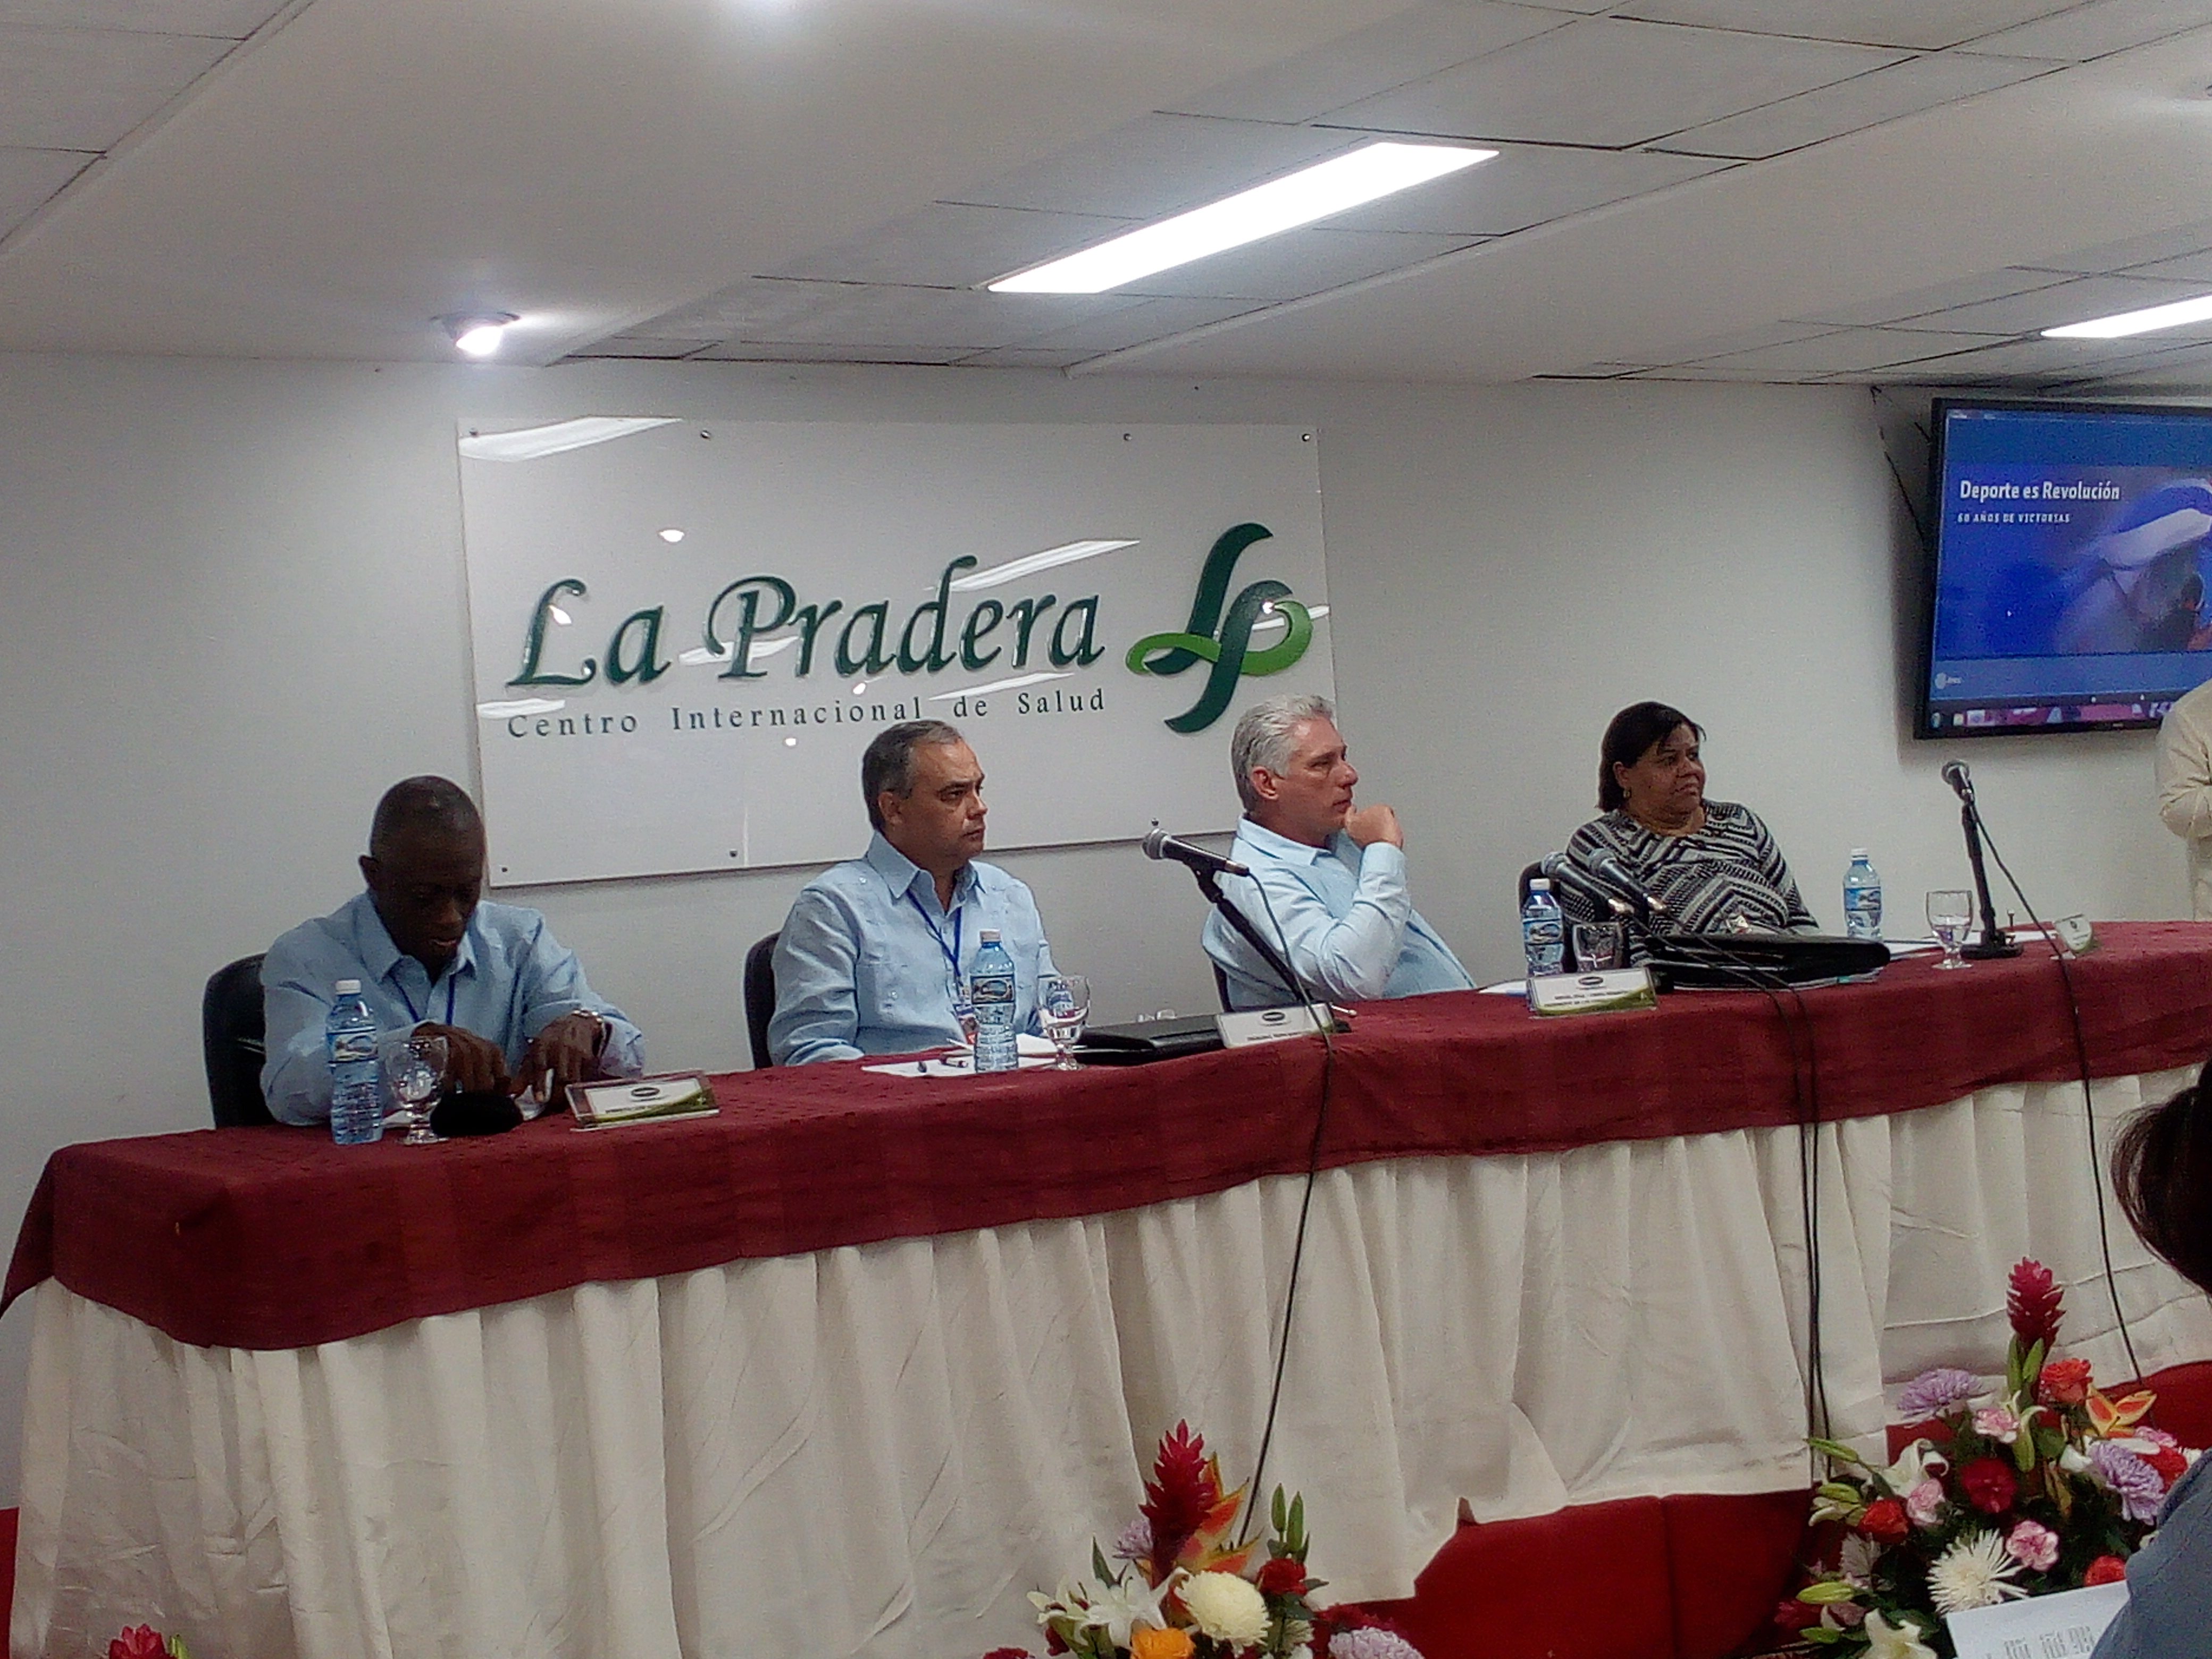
[1142,825,1249,879]
[1537,853,1631,917]
[1580,851,1670,922]
[1940,759,1974,801]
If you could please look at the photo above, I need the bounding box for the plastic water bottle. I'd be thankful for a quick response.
[325,978,384,1144]
[1842,849,1883,940]
[969,930,1019,1073]
[1521,878,1565,998]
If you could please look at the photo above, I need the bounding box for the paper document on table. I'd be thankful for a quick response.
[1945,1580,2126,1658]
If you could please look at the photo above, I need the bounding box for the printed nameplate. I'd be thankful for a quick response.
[1528,966,1657,1017]
[568,1071,719,1130]
[2054,914,2096,956]
[1218,1005,1337,1048]
[1946,1580,2126,1659]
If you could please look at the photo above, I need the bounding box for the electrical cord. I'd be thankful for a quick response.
[1967,810,2145,1386]
[1236,877,1338,1540]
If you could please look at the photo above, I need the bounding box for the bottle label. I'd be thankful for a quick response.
[971,976,1015,1006]
[330,1029,377,1064]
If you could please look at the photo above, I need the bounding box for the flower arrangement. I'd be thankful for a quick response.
[1779,1259,2198,1657]
[107,1629,190,1659]
[991,1422,1423,1659]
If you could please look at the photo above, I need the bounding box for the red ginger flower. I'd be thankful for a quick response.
[1959,1455,2018,1515]
[1141,1422,1221,1582]
[2037,1356,2092,1405]
[2008,1259,2064,1350]
[2085,1555,2128,1586]
[1858,1498,1909,1544]
[108,1631,166,1659]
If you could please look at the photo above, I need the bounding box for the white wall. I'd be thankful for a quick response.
[0,355,2186,1504]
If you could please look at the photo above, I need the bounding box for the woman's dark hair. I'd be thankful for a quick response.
[2113,1070,2212,1296]
[1597,701,1703,812]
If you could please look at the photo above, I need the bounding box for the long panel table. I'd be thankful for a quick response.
[10,924,2212,1659]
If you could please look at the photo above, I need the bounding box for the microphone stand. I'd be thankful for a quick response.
[1194,867,1311,1008]
[1954,791,2022,960]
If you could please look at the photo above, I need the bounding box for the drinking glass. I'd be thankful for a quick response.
[1040,974,1091,1070]
[1572,921,1624,972]
[381,1030,448,1145]
[1926,890,1973,970]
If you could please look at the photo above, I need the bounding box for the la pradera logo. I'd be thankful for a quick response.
[1126,522,1313,733]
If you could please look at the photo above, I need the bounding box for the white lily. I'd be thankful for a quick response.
[1863,1610,1938,1659]
[1878,1438,1949,1496]
[1083,1568,1182,1648]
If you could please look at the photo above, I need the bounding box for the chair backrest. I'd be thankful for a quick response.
[203,953,275,1127]
[743,931,781,1068]
[1212,962,1234,1013]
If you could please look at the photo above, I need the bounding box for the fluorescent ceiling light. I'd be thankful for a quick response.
[988,142,1495,295]
[459,416,680,462]
[2043,294,2212,339]
[949,539,1138,590]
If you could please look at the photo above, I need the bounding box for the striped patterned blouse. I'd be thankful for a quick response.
[1565,801,1816,935]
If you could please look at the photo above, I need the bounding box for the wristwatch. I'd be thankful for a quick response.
[573,1008,609,1054]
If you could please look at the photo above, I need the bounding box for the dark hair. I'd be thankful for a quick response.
[1597,701,1703,812]
[2113,1071,2212,1295]
[369,776,481,856]
[861,720,963,831]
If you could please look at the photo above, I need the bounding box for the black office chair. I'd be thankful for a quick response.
[743,931,780,1068]
[203,953,276,1127]
[1211,962,1234,1013]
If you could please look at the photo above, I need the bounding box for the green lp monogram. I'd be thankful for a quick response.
[1126,522,1315,733]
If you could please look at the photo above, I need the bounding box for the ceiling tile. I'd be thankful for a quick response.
[1116,227,1477,301]
[1325,17,1910,148]
[1324,144,1731,236]
[948,113,1354,220]
[1894,333,2205,378]
[0,144,89,238]
[1612,1,2077,51]
[1968,0,2212,60]
[562,337,717,360]
[949,346,1093,370]
[1670,320,1852,358]
[1904,271,2212,333]
[1001,296,1267,354]
[1163,2,1577,123]
[732,283,1137,352]
[0,1,284,35]
[2082,343,2212,388]
[634,278,852,342]
[689,341,977,366]
[1652,51,2058,160]
[1687,325,2016,375]
[2117,250,2212,284]
[2017,219,2212,274]
[765,202,1135,289]
[0,24,231,150]
[1789,267,2084,326]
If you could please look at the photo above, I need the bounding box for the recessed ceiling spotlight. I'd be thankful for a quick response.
[987,141,1494,295]
[658,527,686,542]
[439,311,520,357]
[2043,294,2212,340]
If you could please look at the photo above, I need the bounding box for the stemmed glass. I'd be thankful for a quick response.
[1040,975,1091,1070]
[1927,890,1974,970]
[381,1030,449,1145]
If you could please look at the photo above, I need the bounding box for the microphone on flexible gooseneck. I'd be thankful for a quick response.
[1937,760,2021,959]
[1579,850,1672,927]
[1140,826,1250,878]
[1537,852,1632,918]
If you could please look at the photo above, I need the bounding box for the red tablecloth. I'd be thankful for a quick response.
[10,922,2211,1352]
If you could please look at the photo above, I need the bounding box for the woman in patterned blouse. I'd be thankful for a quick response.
[1565,701,1817,935]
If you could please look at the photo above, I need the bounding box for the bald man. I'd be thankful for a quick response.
[261,776,643,1126]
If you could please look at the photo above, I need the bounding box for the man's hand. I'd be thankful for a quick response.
[513,1010,604,1103]
[420,1023,509,1094]
[1345,803,1404,849]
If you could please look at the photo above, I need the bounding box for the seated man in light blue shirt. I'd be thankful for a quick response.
[1204,693,1473,1010]
[262,776,644,1125]
[770,720,1055,1065]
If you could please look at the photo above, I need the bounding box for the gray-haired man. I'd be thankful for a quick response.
[1203,693,1471,1010]
[769,720,1057,1064]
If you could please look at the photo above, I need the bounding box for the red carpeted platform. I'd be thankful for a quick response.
[1359,1362,2212,1659]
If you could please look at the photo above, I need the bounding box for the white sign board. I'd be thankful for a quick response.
[457,419,1331,886]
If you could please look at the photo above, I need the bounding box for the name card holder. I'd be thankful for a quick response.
[1527,966,1658,1017]
[1218,1004,1340,1048]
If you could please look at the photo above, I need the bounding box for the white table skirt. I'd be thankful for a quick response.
[15,1067,2212,1659]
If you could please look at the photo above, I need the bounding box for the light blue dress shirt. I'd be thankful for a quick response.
[2092,1449,2212,1658]
[1202,818,1473,1010]
[262,891,644,1126]
[769,832,1056,1065]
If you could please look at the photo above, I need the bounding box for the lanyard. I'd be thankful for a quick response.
[392,973,458,1028]
[906,890,963,983]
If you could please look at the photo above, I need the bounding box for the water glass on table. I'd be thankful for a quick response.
[379,1029,448,1146]
[1926,890,1973,970]
[1572,921,1624,972]
[1040,974,1091,1069]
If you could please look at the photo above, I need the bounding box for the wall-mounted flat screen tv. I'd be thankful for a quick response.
[1920,398,2212,738]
